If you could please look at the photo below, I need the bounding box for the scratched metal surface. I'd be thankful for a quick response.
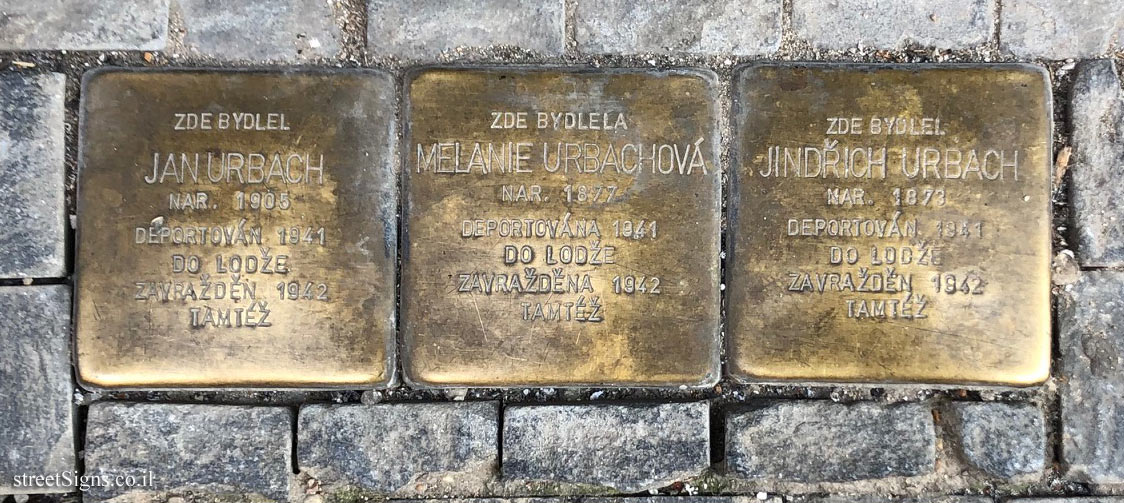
[401,68,722,387]
[728,64,1052,385]
[75,69,398,388]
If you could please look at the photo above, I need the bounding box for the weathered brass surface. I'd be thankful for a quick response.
[76,69,397,388]
[402,68,721,387]
[728,64,1052,385]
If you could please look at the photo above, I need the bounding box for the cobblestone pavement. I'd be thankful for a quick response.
[1,0,1123,502]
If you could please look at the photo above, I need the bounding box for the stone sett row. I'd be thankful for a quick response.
[1,0,1123,60]
[1063,59,1124,483]
[31,399,1050,499]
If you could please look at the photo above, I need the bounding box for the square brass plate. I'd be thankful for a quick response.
[76,69,398,389]
[727,64,1052,385]
[402,68,721,387]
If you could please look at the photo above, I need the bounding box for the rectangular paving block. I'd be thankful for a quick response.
[0,1,168,50]
[1001,0,1124,58]
[369,0,564,59]
[389,499,758,503]
[575,0,781,55]
[503,402,709,492]
[1015,499,1124,503]
[793,0,994,50]
[0,286,74,495]
[84,402,292,502]
[814,499,992,503]
[0,73,67,279]
[727,64,1052,385]
[1057,271,1124,483]
[944,402,1046,478]
[1069,60,1124,267]
[402,68,721,387]
[75,69,398,389]
[726,401,936,482]
[174,0,341,61]
[298,402,498,496]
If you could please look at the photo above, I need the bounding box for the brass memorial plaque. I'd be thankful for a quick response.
[76,70,397,388]
[728,64,1052,385]
[402,68,721,387]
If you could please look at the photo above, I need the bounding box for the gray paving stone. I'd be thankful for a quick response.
[792,0,994,50]
[368,0,564,59]
[1002,0,1124,58]
[1016,499,1124,503]
[298,402,498,496]
[84,403,292,501]
[588,499,757,503]
[0,1,168,50]
[726,401,936,482]
[0,73,67,279]
[389,499,760,503]
[174,0,342,61]
[390,499,761,503]
[1070,60,1124,267]
[1058,271,1124,484]
[813,498,992,503]
[575,0,781,55]
[0,286,74,495]
[503,402,709,492]
[945,402,1046,478]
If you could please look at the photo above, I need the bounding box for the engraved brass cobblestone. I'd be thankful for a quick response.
[402,68,722,387]
[728,64,1052,385]
[76,69,397,388]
